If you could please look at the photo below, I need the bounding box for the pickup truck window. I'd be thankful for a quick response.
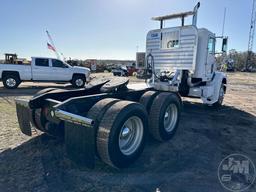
[52,59,67,68]
[35,58,49,67]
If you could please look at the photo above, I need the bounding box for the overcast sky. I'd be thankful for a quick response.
[0,0,253,60]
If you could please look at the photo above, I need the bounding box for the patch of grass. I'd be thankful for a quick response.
[0,102,16,114]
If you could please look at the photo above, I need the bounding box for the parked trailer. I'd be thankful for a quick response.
[15,2,227,168]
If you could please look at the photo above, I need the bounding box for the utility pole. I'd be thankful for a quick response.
[136,45,139,52]
[247,0,256,71]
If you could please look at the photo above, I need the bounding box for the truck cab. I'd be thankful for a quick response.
[31,57,90,82]
[143,2,227,106]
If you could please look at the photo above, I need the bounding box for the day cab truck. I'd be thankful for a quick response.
[15,2,228,169]
[0,55,90,89]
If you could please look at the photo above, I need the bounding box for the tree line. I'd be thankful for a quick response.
[217,49,256,71]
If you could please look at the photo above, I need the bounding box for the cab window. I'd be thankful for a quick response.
[162,31,180,49]
[52,59,67,68]
[167,40,179,48]
[35,58,49,67]
[208,37,215,54]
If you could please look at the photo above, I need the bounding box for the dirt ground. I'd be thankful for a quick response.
[0,72,256,192]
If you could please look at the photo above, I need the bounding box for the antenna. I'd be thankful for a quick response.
[246,0,256,71]
[46,30,60,59]
[222,8,227,37]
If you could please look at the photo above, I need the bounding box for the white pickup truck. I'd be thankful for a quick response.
[0,57,90,89]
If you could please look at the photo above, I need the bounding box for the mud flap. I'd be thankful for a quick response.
[55,109,95,168]
[15,99,32,136]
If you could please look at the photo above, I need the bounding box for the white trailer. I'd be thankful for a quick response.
[15,2,228,169]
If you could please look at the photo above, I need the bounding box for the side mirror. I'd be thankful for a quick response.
[222,38,228,53]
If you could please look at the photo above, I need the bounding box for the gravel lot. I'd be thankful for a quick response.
[0,72,256,192]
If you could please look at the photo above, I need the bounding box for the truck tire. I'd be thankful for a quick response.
[149,92,181,141]
[33,108,47,132]
[87,98,120,129]
[32,108,63,137]
[97,101,148,168]
[139,91,159,113]
[212,83,225,108]
[3,74,21,89]
[72,75,86,88]
[87,98,120,157]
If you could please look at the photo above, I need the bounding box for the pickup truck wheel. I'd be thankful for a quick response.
[72,75,86,88]
[3,75,20,89]
[97,101,148,168]
[149,93,181,141]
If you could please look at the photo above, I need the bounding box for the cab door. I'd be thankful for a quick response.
[206,36,216,78]
[32,58,53,80]
[51,59,72,81]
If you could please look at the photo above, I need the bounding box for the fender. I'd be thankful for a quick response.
[202,72,227,104]
[2,71,21,80]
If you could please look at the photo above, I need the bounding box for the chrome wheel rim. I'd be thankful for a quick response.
[164,104,178,132]
[119,116,143,156]
[6,78,16,87]
[75,79,84,87]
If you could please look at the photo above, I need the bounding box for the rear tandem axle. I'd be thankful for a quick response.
[15,79,182,168]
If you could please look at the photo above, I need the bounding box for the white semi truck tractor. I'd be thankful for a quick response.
[15,2,227,168]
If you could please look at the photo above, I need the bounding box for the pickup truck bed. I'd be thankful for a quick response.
[0,64,32,80]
